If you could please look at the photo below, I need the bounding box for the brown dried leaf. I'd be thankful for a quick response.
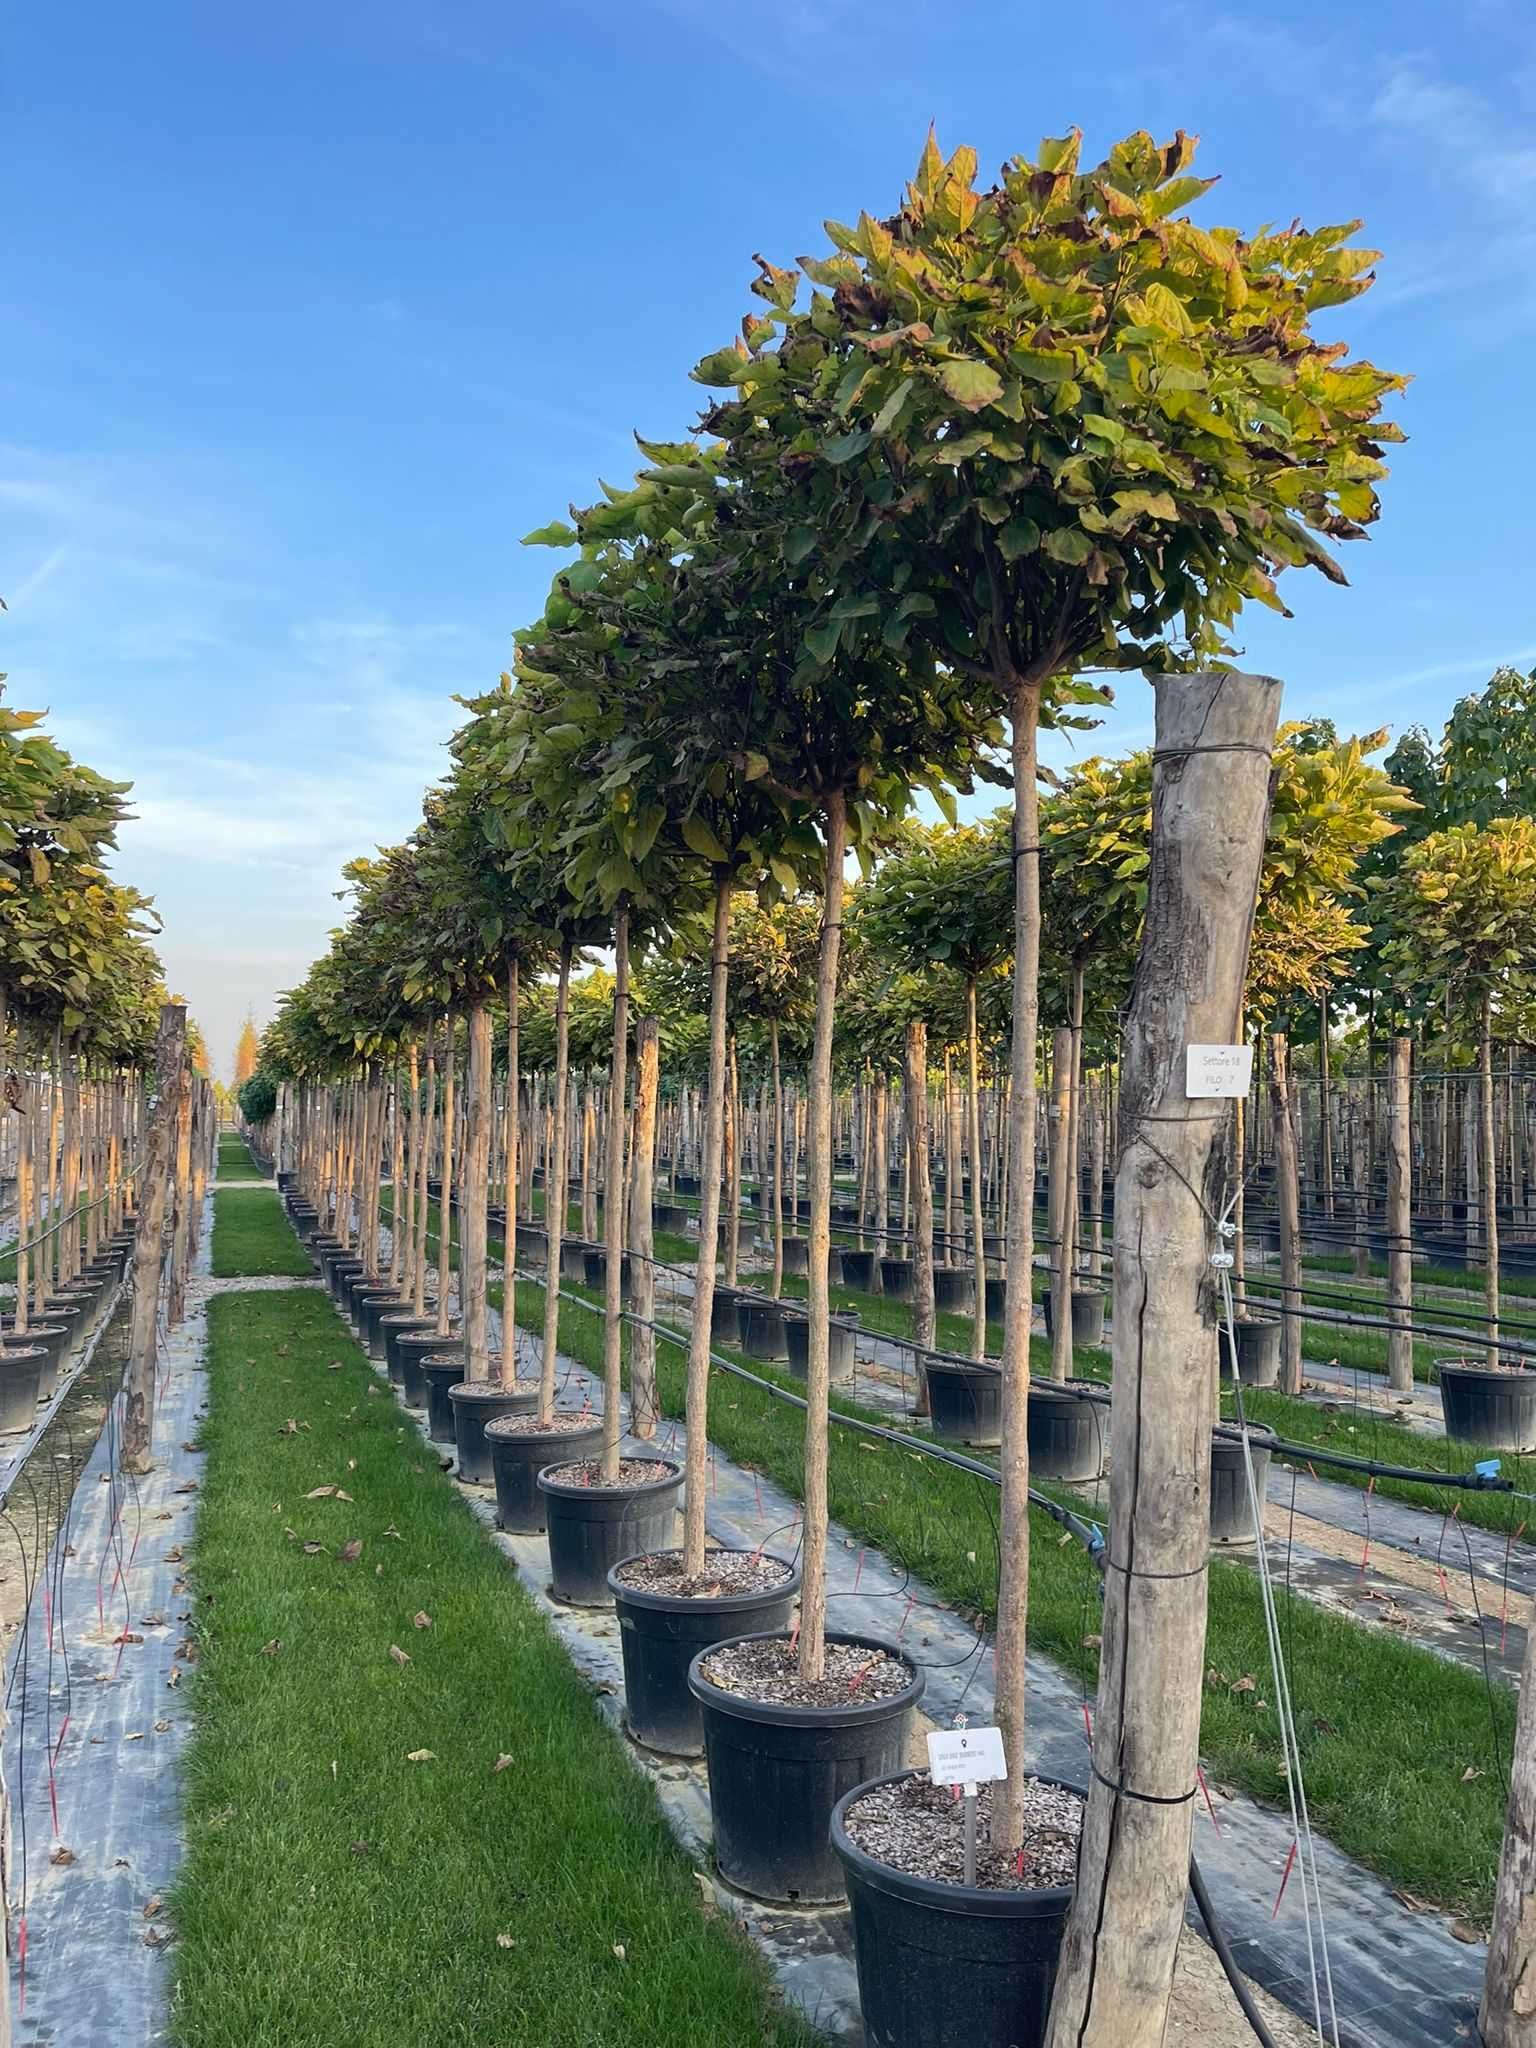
[1229,1675,1255,1696]
[1452,1918,1483,1945]
[388,1644,411,1668]
[413,1611,432,1630]
[496,1934,518,1949]
[493,1754,514,1774]
[336,1539,363,1563]
[279,1420,298,1436]
[611,1944,626,1962]
[50,1845,76,1866]
[405,1749,435,1763]
[1394,1890,1431,1914]
[1462,1765,1485,1783]
[261,1640,282,1657]
[302,1542,324,1556]
[305,1486,338,1500]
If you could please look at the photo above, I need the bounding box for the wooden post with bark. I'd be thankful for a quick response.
[122,1003,187,1474]
[1386,1038,1415,1392]
[537,948,573,1420]
[461,1000,492,1380]
[1048,1024,1074,1383]
[906,1020,934,1404]
[598,907,630,1485]
[1269,1030,1304,1396]
[1484,1614,1536,2044]
[682,875,732,1576]
[628,1013,660,1437]
[165,1043,195,1328]
[1046,669,1281,2048]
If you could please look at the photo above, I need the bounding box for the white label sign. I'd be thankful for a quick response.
[927,1725,1007,1789]
[1185,1044,1254,1100]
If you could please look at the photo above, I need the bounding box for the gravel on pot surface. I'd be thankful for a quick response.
[543,1457,681,1490]
[485,1412,600,1438]
[451,1378,540,1399]
[614,1548,794,1599]
[699,1636,911,1707]
[1441,1359,1536,1377]
[844,1773,1083,1891]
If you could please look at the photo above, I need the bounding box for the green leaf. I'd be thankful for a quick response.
[803,621,842,664]
[824,428,872,464]
[1042,526,1095,565]
[681,814,730,864]
[522,521,578,548]
[997,518,1041,561]
[939,359,1005,412]
[784,526,818,565]
[872,376,915,436]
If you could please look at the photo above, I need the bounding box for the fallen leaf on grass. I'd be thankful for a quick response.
[413,1611,432,1630]
[611,1944,626,1962]
[302,1542,324,1556]
[261,1640,282,1657]
[336,1539,364,1563]
[405,1749,435,1763]
[327,1359,343,1372]
[1081,1634,1102,1650]
[279,1421,298,1436]
[144,1927,171,1950]
[306,1485,339,1499]
[1394,1890,1431,1913]
[1229,1675,1256,1696]
[496,1934,518,1949]
[382,1524,403,1541]
[493,1754,514,1773]
[143,1897,162,1918]
[693,1872,717,1918]
[1452,1919,1483,1945]
[388,1644,411,1668]
[1463,1765,1485,1782]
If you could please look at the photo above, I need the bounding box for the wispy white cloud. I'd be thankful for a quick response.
[1372,63,1536,191]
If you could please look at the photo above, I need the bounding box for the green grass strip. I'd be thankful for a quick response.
[173,1284,820,2048]
[509,1274,1511,1923]
[210,1189,315,1279]
[216,1135,266,1183]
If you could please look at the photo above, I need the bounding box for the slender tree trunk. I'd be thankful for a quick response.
[906,1019,935,1390]
[1386,1037,1414,1392]
[872,1067,889,1259]
[538,949,573,1421]
[599,907,631,1484]
[1270,1030,1305,1397]
[770,1020,784,1298]
[1049,1024,1074,1384]
[994,676,1043,1850]
[629,1012,659,1438]
[1485,1590,1536,2044]
[724,1039,742,1287]
[122,1005,187,1473]
[798,792,848,1683]
[967,977,987,1359]
[166,1032,195,1327]
[1483,993,1501,1368]
[500,959,520,1382]
[1047,668,1281,2048]
[436,1018,457,1337]
[682,874,733,1578]
[462,1000,493,1380]
[1318,994,1334,1218]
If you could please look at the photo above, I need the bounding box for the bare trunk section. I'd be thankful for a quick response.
[682,875,733,1577]
[1270,1031,1304,1396]
[462,1000,492,1380]
[1048,1024,1074,1384]
[538,949,573,1421]
[967,977,987,1359]
[1046,668,1281,2048]
[122,1004,187,1473]
[599,908,631,1485]
[1386,1037,1414,1391]
[628,1013,659,1437]
[500,958,520,1383]
[1483,994,1502,1368]
[906,1020,935,1400]
[798,793,848,1683]
[436,1018,457,1338]
[1484,1600,1536,2044]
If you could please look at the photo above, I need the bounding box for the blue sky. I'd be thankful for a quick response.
[5,0,1534,1076]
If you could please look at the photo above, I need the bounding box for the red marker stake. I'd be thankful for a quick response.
[1272,1837,1298,1918]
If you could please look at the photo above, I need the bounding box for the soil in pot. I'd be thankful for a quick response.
[609,1548,800,1757]
[485,1412,604,1532]
[537,1457,684,1607]
[447,1375,539,1482]
[393,1328,459,1402]
[833,1770,1082,2048]
[687,1633,923,1905]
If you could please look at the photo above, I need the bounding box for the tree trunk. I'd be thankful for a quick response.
[628,1013,659,1437]
[462,1000,493,1380]
[122,1005,187,1473]
[538,948,573,1421]
[436,1018,457,1337]
[967,977,987,1359]
[906,1020,935,1388]
[993,675,1043,1851]
[1318,994,1334,1219]
[1484,1600,1536,2044]
[1046,668,1281,2048]
[1386,1036,1414,1393]
[770,1020,785,1298]
[1483,993,1501,1368]
[682,873,733,1578]
[1049,1024,1074,1384]
[166,1033,195,1327]
[500,957,520,1378]
[599,907,630,1484]
[798,792,848,1683]
[1270,1030,1304,1396]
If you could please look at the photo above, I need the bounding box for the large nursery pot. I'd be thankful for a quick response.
[363,1296,413,1359]
[880,1257,915,1304]
[831,1769,1079,2048]
[1440,1361,1536,1451]
[652,1203,690,1235]
[740,1299,789,1362]
[421,1353,470,1442]
[687,1631,924,1905]
[6,1322,69,1399]
[350,1284,402,1337]
[559,1239,592,1283]
[1026,1382,1108,1482]
[984,1276,1006,1322]
[448,1376,538,1482]
[381,1312,440,1381]
[485,1413,605,1533]
[608,1549,801,1757]
[785,1313,858,1387]
[0,1347,46,1434]
[1209,1424,1276,1545]
[1040,1286,1108,1348]
[515,1223,548,1268]
[925,1354,1003,1448]
[392,1327,456,1400]
[537,1455,684,1606]
[710,1286,745,1348]
[581,1247,633,1299]
[675,1172,701,1197]
[839,1249,878,1292]
[1223,1316,1281,1388]
[932,1266,975,1316]
[340,1267,383,1318]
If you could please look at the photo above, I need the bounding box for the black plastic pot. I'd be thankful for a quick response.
[932,1265,976,1316]
[881,1258,915,1303]
[0,1348,45,1434]
[925,1354,1003,1447]
[4,1322,69,1399]
[676,1172,701,1197]
[289,1204,319,1242]
[350,1284,401,1336]
[559,1239,591,1282]
[1422,1232,1471,1273]
[340,1267,383,1317]
[1041,1286,1108,1347]
[984,1277,1006,1321]
[381,1313,440,1381]
[538,1457,684,1606]
[449,1379,539,1481]
[1210,1425,1276,1545]
[325,1254,367,1304]
[717,1220,752,1261]
[485,1414,604,1532]
[652,1202,690,1234]
[831,1769,1077,2048]
[608,1550,800,1757]
[582,1248,633,1298]
[391,1328,453,1402]
[515,1223,548,1268]
[839,1249,878,1292]
[687,1631,924,1904]
[1224,1317,1281,1387]
[784,1314,858,1387]
[1027,1382,1108,1482]
[1440,1363,1536,1450]
[710,1286,745,1347]
[740,1300,789,1362]
[360,1292,408,1357]
[421,1355,470,1442]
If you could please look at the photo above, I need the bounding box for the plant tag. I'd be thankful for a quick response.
[927,1725,1006,1788]
[1185,1045,1253,1099]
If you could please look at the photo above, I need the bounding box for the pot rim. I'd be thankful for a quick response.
[831,1766,1081,1918]
[1029,1378,1110,1406]
[448,1378,540,1404]
[484,1411,604,1443]
[686,1628,925,1729]
[607,1546,801,1613]
[537,1454,682,1501]
[923,1350,1001,1380]
[1211,1420,1278,1449]
[1439,1360,1536,1383]
[0,1345,47,1365]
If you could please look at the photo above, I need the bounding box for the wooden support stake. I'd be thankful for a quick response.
[122,1003,187,1473]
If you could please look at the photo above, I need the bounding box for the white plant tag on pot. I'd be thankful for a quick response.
[927,1725,1007,1789]
[1185,1044,1254,1099]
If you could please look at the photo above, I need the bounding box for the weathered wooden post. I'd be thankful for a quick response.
[628,1013,660,1437]
[1045,670,1281,2048]
[1269,1029,1304,1394]
[461,999,492,1379]
[122,1003,187,1474]
[1385,1038,1415,1392]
